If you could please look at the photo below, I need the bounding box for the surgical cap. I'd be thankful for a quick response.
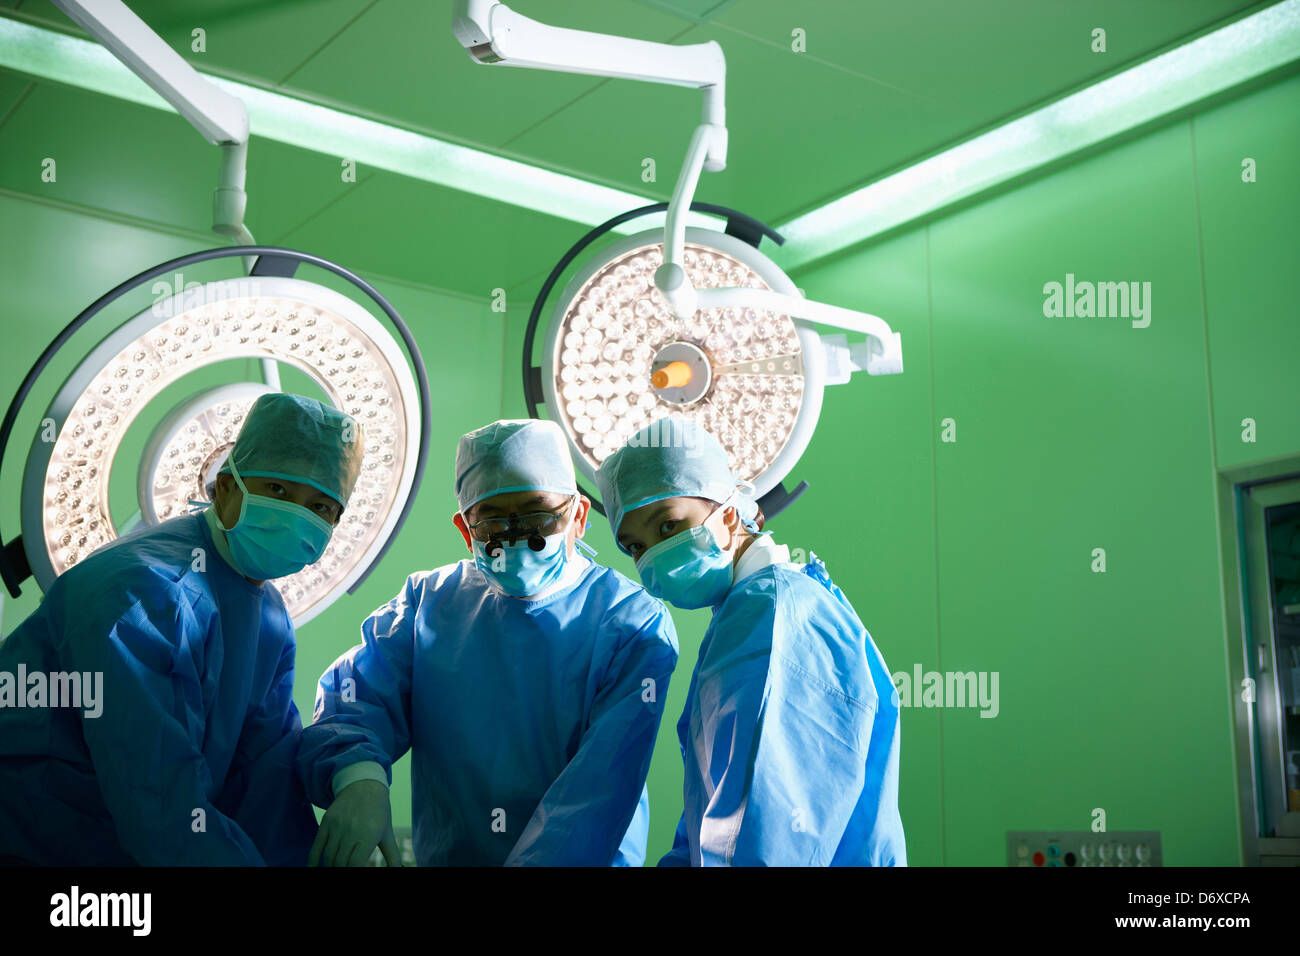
[595,416,760,551]
[219,393,365,508]
[455,419,577,513]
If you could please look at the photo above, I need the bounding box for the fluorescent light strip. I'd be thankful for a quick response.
[775,0,1300,270]
[0,16,721,236]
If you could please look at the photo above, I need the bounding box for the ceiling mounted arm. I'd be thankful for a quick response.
[451,0,729,333]
[51,0,253,247]
[450,0,901,381]
[452,0,726,154]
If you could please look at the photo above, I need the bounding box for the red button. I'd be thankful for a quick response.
[1032,851,1045,866]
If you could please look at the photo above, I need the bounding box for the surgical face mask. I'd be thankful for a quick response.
[220,460,335,581]
[470,498,576,598]
[634,499,736,610]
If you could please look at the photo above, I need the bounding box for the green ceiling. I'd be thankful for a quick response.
[0,0,1273,295]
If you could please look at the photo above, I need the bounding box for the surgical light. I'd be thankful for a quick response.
[0,4,430,624]
[539,222,822,503]
[460,2,903,519]
[1,248,431,626]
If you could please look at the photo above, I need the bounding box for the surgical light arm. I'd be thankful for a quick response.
[654,125,903,376]
[450,0,901,379]
[51,0,253,246]
[452,0,726,140]
[51,0,272,384]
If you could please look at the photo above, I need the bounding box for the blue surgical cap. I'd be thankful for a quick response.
[219,393,365,508]
[455,419,577,513]
[595,416,760,552]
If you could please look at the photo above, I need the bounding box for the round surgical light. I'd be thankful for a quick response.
[540,225,824,501]
[17,267,424,626]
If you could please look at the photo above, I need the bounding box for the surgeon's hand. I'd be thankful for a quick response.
[310,779,402,866]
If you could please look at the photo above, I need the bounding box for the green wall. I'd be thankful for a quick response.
[781,71,1300,865]
[2,68,1296,866]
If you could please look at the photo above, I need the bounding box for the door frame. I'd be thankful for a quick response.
[1217,454,1300,864]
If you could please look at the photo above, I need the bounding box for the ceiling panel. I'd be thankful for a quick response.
[0,64,32,119]
[625,0,741,22]
[709,1,1264,133]
[243,134,376,243]
[502,73,701,206]
[12,0,376,83]
[0,77,368,243]
[506,22,953,226]
[274,165,592,294]
[0,80,212,229]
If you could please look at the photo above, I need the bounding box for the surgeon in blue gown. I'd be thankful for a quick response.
[595,416,907,866]
[298,418,679,866]
[0,393,364,865]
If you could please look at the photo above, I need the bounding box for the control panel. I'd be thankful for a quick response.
[1007,830,1162,867]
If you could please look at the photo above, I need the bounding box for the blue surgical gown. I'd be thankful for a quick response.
[659,555,906,866]
[0,512,318,865]
[297,558,679,866]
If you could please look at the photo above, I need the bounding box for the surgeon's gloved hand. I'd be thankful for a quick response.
[310,779,402,867]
